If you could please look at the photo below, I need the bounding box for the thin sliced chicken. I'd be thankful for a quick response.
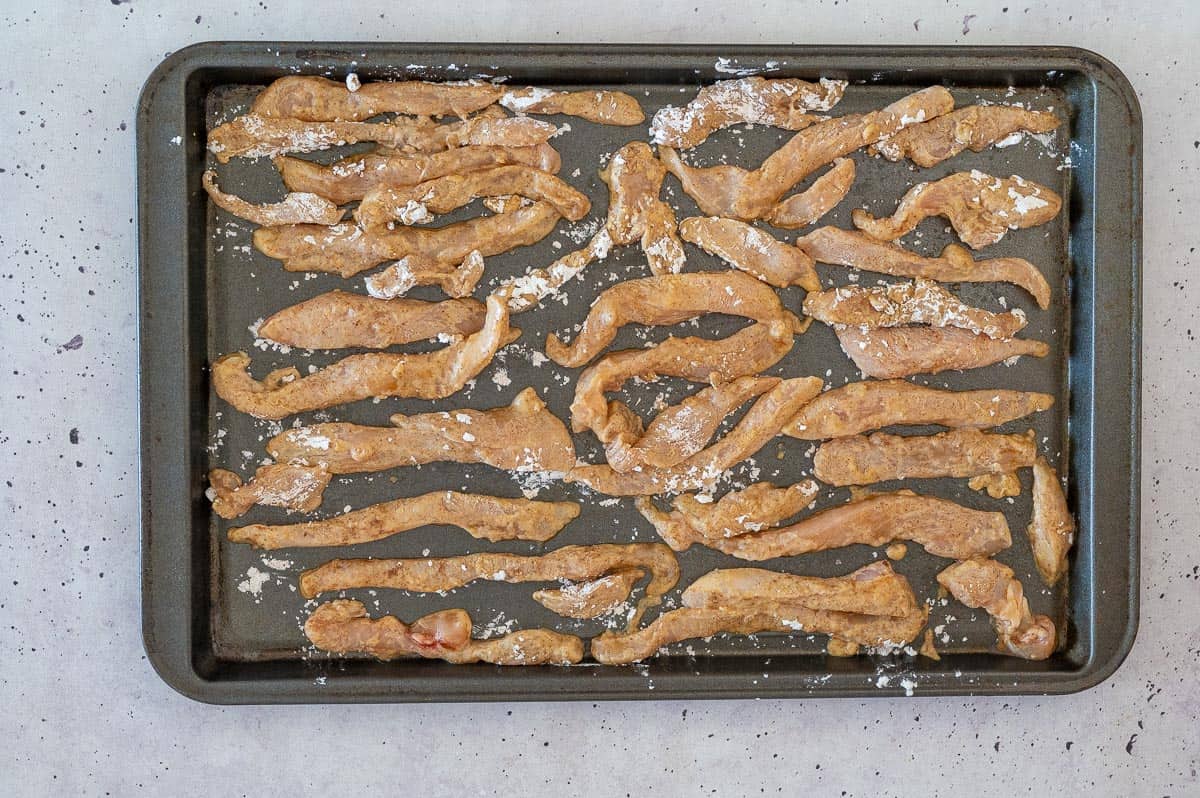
[812,428,1038,485]
[365,251,484,300]
[872,105,1062,168]
[783,379,1054,439]
[937,558,1056,660]
[531,568,645,619]
[678,216,820,290]
[636,480,819,542]
[305,600,583,665]
[494,230,614,313]
[797,226,1051,309]
[207,463,331,520]
[202,170,342,226]
[250,76,503,121]
[500,87,645,125]
[835,325,1049,379]
[852,171,1062,250]
[601,142,686,275]
[1027,457,1075,586]
[763,157,856,230]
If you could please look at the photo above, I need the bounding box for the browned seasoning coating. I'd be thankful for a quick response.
[835,325,1049,379]
[1027,457,1076,586]
[969,472,1023,499]
[937,558,1056,660]
[678,216,821,290]
[207,463,331,520]
[812,428,1039,486]
[872,105,1062,168]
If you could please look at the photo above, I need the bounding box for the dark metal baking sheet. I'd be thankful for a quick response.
[138,43,1140,703]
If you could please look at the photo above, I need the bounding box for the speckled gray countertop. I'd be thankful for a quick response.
[1,2,1197,795]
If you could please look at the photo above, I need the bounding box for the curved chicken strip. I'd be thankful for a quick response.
[803,280,1028,339]
[643,489,1010,559]
[276,144,561,205]
[649,77,846,148]
[1027,457,1075,586]
[852,171,1062,250]
[937,558,1056,660]
[569,320,795,438]
[228,490,579,549]
[813,428,1038,486]
[678,216,820,290]
[660,86,955,220]
[299,543,680,631]
[202,170,342,227]
[545,272,802,367]
[797,226,1051,309]
[495,230,614,313]
[531,568,645,619]
[602,142,685,275]
[835,325,1049,379]
[365,251,485,300]
[258,291,486,349]
[212,295,514,419]
[207,463,331,520]
[305,600,583,665]
[763,157,856,230]
[605,376,780,473]
[783,379,1055,440]
[251,76,504,121]
[354,166,590,231]
[637,480,819,543]
[567,377,824,496]
[872,105,1062,168]
[254,201,561,276]
[500,87,645,125]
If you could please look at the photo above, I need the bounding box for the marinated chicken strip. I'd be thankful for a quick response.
[605,376,780,473]
[783,379,1054,439]
[569,320,795,438]
[201,170,342,227]
[276,144,561,205]
[300,543,680,630]
[531,568,645,619]
[495,230,614,313]
[852,171,1062,250]
[251,76,504,121]
[649,77,846,149]
[305,600,583,665]
[685,561,918,617]
[813,428,1038,486]
[797,226,1051,309]
[1027,457,1075,586]
[229,491,579,549]
[354,166,590,231]
[545,271,803,367]
[678,216,820,290]
[212,295,514,419]
[762,157,856,230]
[566,377,824,496]
[836,325,1049,379]
[660,86,955,220]
[872,105,1062,168]
[207,463,331,520]
[500,87,645,125]
[365,251,485,300]
[642,489,1010,559]
[937,558,1056,660]
[254,201,561,276]
[803,279,1028,339]
[636,480,819,543]
[601,142,686,275]
[269,387,575,475]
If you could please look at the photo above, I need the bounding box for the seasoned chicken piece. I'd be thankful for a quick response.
[1027,457,1075,586]
[812,428,1038,485]
[969,472,1023,499]
[835,325,1049,379]
[783,379,1054,439]
[872,105,1062,168]
[495,230,614,313]
[797,226,1051,309]
[641,489,1010,559]
[268,387,575,475]
[660,86,955,220]
[202,170,343,227]
[212,295,514,419]
[649,77,846,148]
[937,558,1056,660]
[354,166,590,231]
[763,157,856,229]
[500,87,645,125]
[207,463,331,520]
[605,376,780,473]
[276,144,561,205]
[803,280,1028,339]
[300,543,680,631]
[545,271,803,367]
[254,201,561,276]
[852,171,1062,250]
[250,76,504,121]
[531,568,645,619]
[228,490,578,549]
[635,480,819,542]
[601,142,685,275]
[678,216,820,290]
[305,600,583,665]
[364,251,485,300]
[566,377,823,496]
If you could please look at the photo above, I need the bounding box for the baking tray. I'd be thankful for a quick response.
[138,43,1141,703]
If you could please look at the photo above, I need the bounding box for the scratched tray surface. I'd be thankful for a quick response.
[204,80,1072,668]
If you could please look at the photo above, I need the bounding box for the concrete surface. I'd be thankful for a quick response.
[1,1,1197,795]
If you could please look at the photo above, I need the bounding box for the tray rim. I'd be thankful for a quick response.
[138,41,1141,704]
